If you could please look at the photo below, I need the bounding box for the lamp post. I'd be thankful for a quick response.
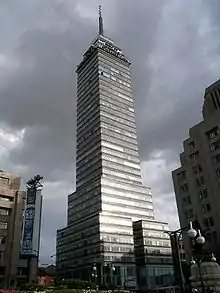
[111,264,116,287]
[187,222,206,293]
[166,221,207,293]
[92,263,98,290]
[104,263,115,288]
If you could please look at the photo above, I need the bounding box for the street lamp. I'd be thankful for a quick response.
[92,263,98,290]
[166,221,207,293]
[104,263,116,288]
[187,223,207,293]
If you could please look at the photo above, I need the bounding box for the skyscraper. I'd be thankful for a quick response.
[172,79,220,260]
[57,7,172,288]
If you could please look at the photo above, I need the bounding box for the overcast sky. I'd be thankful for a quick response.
[0,0,220,265]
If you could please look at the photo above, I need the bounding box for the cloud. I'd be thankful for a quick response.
[0,0,220,263]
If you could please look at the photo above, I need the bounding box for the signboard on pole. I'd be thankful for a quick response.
[21,187,42,255]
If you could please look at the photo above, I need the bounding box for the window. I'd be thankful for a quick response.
[201,203,211,213]
[0,222,7,230]
[206,203,211,212]
[185,208,194,219]
[209,217,214,226]
[0,177,9,186]
[193,165,202,174]
[196,176,205,187]
[177,171,186,182]
[0,236,6,244]
[212,231,217,242]
[206,126,219,140]
[199,189,208,199]
[213,154,220,163]
[216,168,220,178]
[189,141,195,149]
[190,151,199,161]
[0,208,9,216]
[210,141,220,152]
[203,217,214,228]
[183,195,191,206]
[180,183,188,193]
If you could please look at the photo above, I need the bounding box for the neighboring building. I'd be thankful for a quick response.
[172,79,220,259]
[0,171,25,286]
[133,220,173,291]
[56,7,173,289]
[38,265,55,288]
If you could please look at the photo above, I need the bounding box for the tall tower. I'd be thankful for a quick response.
[57,7,172,288]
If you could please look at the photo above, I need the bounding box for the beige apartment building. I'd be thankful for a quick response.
[0,170,26,286]
[172,79,220,259]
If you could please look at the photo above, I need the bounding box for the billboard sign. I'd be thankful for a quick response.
[21,187,42,255]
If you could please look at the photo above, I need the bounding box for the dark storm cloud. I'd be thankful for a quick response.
[0,0,220,262]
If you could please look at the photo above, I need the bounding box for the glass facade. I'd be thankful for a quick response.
[56,23,172,290]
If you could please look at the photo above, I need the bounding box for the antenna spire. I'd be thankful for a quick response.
[98,5,104,35]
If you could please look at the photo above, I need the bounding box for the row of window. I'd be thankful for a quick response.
[102,167,142,184]
[57,215,99,239]
[101,128,137,146]
[68,196,100,215]
[98,61,131,80]
[102,203,153,218]
[101,190,152,205]
[101,111,136,130]
[77,89,99,116]
[98,52,131,75]
[101,179,152,198]
[102,153,139,167]
[77,75,99,100]
[101,235,133,244]
[101,121,137,139]
[142,223,169,231]
[0,195,13,202]
[100,79,132,101]
[0,222,7,230]
[77,106,100,131]
[142,231,169,239]
[0,208,9,216]
[102,194,153,211]
[77,102,99,127]
[99,70,131,90]
[100,82,133,103]
[144,239,170,247]
[77,53,98,79]
[100,224,133,235]
[101,115,137,135]
[100,102,135,124]
[101,140,138,156]
[77,67,99,94]
[102,160,141,177]
[76,143,100,164]
[100,87,133,109]
[104,245,132,253]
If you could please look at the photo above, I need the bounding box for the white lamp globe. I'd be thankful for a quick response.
[187,221,197,238]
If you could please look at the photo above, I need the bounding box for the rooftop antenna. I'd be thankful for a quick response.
[98,5,104,35]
